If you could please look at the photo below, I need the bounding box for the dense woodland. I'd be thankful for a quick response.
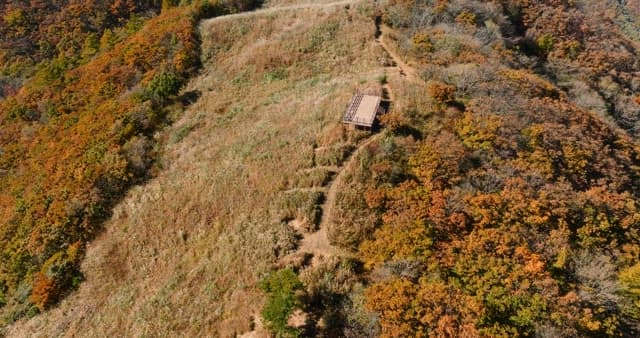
[347,0,640,336]
[0,0,260,325]
[1,0,640,336]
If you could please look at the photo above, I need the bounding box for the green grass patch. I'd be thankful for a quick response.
[260,268,304,338]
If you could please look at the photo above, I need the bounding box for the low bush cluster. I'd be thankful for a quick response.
[260,268,304,338]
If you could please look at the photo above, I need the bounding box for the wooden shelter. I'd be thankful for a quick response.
[342,93,382,129]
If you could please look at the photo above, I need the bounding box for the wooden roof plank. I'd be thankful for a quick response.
[343,94,381,127]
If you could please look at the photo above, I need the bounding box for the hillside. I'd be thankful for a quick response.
[6,0,384,336]
[3,0,640,337]
[0,0,262,325]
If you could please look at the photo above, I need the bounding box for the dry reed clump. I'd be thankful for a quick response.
[264,0,352,6]
[6,2,385,337]
[278,190,325,232]
[295,256,378,336]
[314,143,356,166]
[288,167,336,189]
[327,145,381,249]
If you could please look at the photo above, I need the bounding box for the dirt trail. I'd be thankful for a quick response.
[377,24,423,83]
[294,19,403,266]
[236,3,414,336]
[202,0,359,25]
[296,132,384,265]
[318,134,382,232]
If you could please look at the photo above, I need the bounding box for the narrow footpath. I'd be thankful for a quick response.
[241,7,417,338]
[290,13,414,268]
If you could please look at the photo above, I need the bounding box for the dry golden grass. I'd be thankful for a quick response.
[6,2,386,337]
[264,0,355,7]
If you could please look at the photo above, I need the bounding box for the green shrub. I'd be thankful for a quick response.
[146,71,182,103]
[80,33,99,61]
[191,0,227,20]
[99,29,118,51]
[263,68,288,84]
[124,14,145,34]
[0,280,6,308]
[377,73,388,85]
[619,263,640,319]
[35,54,74,84]
[260,269,304,337]
[8,103,38,122]
[536,33,555,54]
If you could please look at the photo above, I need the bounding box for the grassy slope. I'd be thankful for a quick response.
[6,2,383,336]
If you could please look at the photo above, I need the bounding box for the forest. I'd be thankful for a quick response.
[349,0,640,336]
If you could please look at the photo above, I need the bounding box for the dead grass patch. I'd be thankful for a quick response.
[288,167,336,189]
[278,190,325,232]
